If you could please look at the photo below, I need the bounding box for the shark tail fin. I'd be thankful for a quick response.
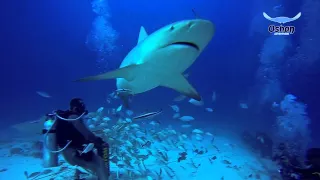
[160,74,201,101]
[74,65,140,82]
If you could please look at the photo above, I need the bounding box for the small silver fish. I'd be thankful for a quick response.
[29,120,40,124]
[125,110,134,116]
[116,105,122,112]
[205,108,213,112]
[78,143,94,155]
[97,107,104,113]
[212,91,216,102]
[170,105,179,112]
[133,109,163,120]
[36,91,51,98]
[181,124,192,128]
[173,95,186,102]
[172,113,180,119]
[179,116,195,122]
[239,103,248,109]
[189,98,204,106]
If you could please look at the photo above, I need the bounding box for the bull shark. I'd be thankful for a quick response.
[75,19,215,107]
[263,12,301,24]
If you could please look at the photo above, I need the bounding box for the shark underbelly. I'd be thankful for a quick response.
[150,46,199,73]
[116,71,163,94]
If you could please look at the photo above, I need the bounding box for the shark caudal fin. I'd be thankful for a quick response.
[160,74,201,101]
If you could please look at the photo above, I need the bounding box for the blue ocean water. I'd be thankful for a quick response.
[1,0,257,128]
[1,0,320,179]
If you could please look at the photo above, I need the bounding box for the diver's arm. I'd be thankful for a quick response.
[72,120,98,142]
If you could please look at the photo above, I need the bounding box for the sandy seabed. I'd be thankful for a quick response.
[0,134,281,180]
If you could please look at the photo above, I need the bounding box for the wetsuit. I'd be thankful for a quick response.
[55,110,109,180]
[292,148,320,180]
[292,167,320,180]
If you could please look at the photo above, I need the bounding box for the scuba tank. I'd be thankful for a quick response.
[41,110,85,168]
[98,142,110,177]
[103,142,110,177]
[42,113,58,168]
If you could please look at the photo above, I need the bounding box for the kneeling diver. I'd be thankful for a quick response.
[43,98,110,180]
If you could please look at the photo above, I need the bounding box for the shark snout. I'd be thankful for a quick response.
[178,20,201,31]
[161,19,215,52]
[182,19,215,39]
[170,19,213,32]
[169,21,195,32]
[180,19,214,51]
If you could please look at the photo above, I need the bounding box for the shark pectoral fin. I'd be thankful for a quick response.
[138,26,148,44]
[161,74,201,101]
[74,65,139,82]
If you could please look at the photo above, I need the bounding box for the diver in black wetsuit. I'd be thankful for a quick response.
[291,148,320,180]
[53,98,109,180]
[274,143,320,180]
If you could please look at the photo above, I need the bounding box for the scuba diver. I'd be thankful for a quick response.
[291,148,320,179]
[273,143,304,179]
[43,98,110,180]
[240,131,273,158]
[274,143,320,179]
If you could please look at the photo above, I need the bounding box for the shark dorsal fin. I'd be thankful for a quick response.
[138,26,148,44]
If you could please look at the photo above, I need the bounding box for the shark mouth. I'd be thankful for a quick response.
[170,42,200,51]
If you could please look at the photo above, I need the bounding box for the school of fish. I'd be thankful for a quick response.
[82,92,220,179]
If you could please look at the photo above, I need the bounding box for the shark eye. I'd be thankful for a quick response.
[170,26,174,31]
